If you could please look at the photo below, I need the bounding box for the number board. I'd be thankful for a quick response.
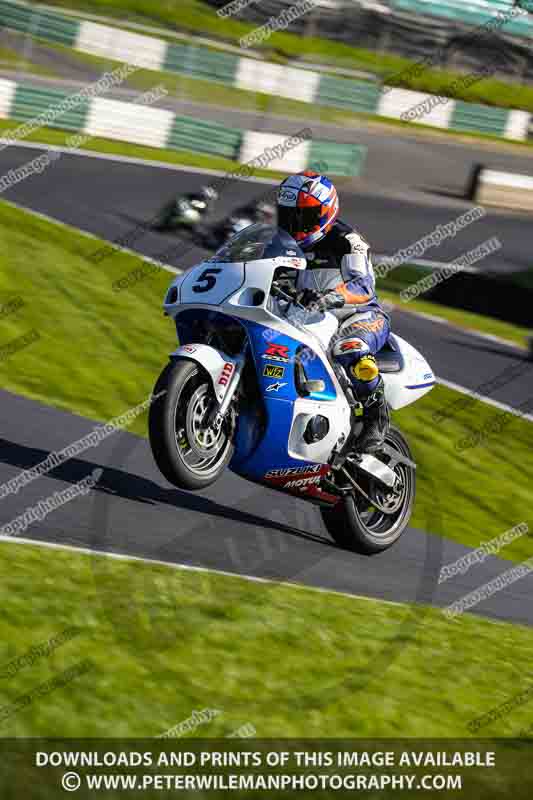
[179,261,246,305]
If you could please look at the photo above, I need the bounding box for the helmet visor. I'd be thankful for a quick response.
[278,204,321,237]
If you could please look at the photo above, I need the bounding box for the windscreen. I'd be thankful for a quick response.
[208,224,304,263]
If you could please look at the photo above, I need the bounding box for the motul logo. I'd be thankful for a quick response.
[285,476,321,489]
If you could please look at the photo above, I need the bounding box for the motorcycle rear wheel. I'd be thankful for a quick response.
[149,360,234,490]
[321,426,415,554]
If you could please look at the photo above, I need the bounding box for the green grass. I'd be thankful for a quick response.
[36,0,533,113]
[0,199,531,559]
[1,538,533,741]
[0,43,58,77]
[377,265,531,348]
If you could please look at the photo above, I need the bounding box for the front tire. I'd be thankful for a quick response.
[149,360,234,491]
[321,426,415,554]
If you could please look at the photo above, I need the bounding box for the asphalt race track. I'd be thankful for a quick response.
[0,147,532,625]
[1,387,533,627]
[1,145,531,274]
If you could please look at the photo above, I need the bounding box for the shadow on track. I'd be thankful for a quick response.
[0,438,334,548]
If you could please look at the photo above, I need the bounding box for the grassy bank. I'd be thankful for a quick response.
[0,43,58,77]
[1,538,533,739]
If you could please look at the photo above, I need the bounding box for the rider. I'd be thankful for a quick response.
[181,185,218,221]
[276,171,390,453]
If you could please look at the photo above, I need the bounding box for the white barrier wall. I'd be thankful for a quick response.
[76,21,167,71]
[239,131,310,172]
[504,110,531,141]
[235,58,319,103]
[85,97,175,148]
[0,79,16,119]
[377,87,455,128]
[235,59,284,97]
[279,66,320,104]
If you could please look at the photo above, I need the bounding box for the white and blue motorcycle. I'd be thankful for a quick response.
[149,225,435,554]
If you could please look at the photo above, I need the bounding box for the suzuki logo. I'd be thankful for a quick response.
[263,344,290,363]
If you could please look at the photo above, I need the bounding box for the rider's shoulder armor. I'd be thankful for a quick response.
[306,220,368,269]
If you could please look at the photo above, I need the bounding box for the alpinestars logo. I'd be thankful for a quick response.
[262,343,290,363]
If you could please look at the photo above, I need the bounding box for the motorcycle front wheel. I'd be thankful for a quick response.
[321,426,415,554]
[149,360,234,491]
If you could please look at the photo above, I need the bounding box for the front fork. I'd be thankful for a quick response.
[210,341,248,433]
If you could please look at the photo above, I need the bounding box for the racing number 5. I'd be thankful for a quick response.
[192,268,222,293]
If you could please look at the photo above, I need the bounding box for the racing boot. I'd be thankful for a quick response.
[351,356,389,454]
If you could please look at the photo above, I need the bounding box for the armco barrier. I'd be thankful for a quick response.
[308,140,367,177]
[0,0,78,46]
[164,43,239,86]
[449,101,509,137]
[11,84,90,132]
[167,116,242,160]
[0,77,367,176]
[316,74,381,115]
[1,0,529,142]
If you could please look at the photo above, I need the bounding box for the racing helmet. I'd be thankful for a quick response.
[277,171,339,249]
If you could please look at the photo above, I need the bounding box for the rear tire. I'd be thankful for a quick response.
[149,360,234,491]
[321,426,415,554]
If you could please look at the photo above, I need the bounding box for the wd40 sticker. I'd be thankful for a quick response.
[262,343,290,363]
[263,364,285,379]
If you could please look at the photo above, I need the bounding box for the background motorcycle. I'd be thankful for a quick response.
[151,186,218,232]
[149,224,435,554]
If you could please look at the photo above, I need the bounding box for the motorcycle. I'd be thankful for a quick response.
[151,186,218,233]
[149,225,435,554]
